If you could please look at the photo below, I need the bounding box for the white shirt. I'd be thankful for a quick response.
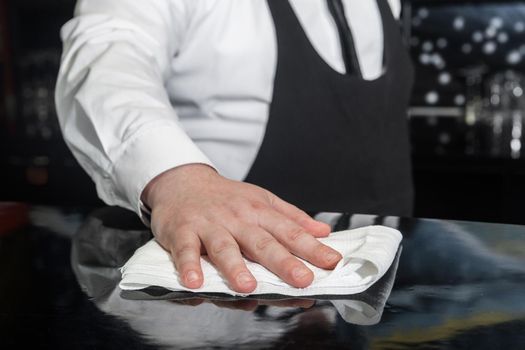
[55,0,401,215]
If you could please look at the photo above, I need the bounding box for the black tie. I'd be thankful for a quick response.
[326,0,362,78]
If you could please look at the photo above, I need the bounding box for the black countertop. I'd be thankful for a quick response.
[1,205,525,349]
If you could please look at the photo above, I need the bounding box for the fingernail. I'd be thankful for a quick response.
[292,267,310,280]
[326,251,340,263]
[187,270,200,283]
[237,272,255,286]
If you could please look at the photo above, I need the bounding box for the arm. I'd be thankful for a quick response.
[56,0,341,293]
[56,0,212,214]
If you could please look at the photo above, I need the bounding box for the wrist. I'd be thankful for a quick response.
[141,163,217,209]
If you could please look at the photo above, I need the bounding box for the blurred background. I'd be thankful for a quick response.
[1,0,525,224]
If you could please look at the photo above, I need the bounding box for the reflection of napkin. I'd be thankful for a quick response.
[120,225,402,297]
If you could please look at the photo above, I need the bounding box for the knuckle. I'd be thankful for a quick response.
[176,208,200,222]
[293,208,308,220]
[229,206,243,220]
[229,201,251,219]
[250,201,267,211]
[174,243,197,258]
[255,236,276,251]
[281,256,301,271]
[201,206,226,222]
[230,205,248,220]
[174,223,195,234]
[210,239,237,256]
[313,245,330,261]
[286,227,307,242]
[173,215,204,232]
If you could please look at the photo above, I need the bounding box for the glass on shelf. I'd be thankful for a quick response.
[478,70,525,158]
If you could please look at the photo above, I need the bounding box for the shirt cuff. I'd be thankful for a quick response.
[109,122,214,222]
[139,199,152,227]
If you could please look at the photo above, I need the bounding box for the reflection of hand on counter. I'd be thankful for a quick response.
[170,297,315,311]
[93,288,393,349]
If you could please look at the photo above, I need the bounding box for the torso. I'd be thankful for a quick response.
[165,0,397,180]
[244,0,414,216]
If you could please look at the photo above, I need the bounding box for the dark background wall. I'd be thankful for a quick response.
[406,0,525,224]
[0,0,100,206]
[1,0,525,224]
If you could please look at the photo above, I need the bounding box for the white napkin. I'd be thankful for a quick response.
[119,225,402,297]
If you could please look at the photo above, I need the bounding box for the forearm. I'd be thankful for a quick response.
[55,0,213,214]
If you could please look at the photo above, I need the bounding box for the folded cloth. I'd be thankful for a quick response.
[119,225,402,297]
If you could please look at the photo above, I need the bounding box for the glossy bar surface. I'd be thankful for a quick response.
[1,206,525,349]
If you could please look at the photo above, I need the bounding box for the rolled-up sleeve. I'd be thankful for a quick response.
[55,0,213,217]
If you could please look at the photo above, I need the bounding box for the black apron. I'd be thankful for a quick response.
[244,0,415,217]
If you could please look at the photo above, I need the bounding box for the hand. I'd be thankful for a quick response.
[172,297,315,311]
[142,164,342,294]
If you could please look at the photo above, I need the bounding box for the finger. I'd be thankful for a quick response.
[200,226,257,293]
[269,194,331,237]
[212,299,259,311]
[258,209,342,269]
[232,225,314,288]
[170,298,205,306]
[260,298,315,309]
[170,228,204,289]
